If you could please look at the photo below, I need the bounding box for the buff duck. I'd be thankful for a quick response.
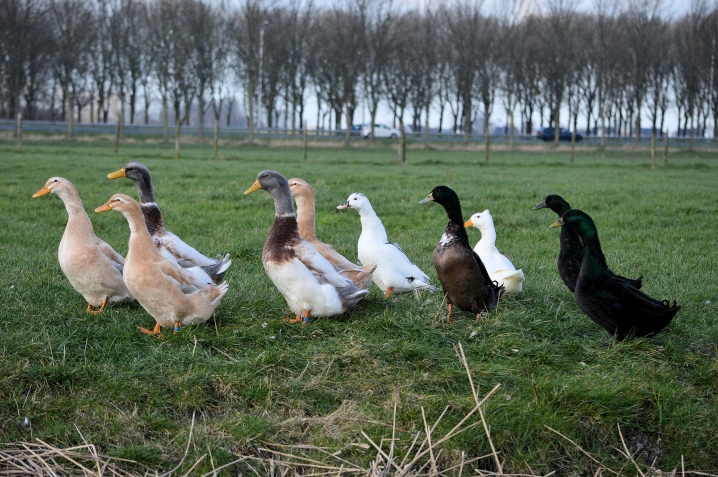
[95,194,228,335]
[33,177,133,314]
[533,194,642,292]
[419,186,503,322]
[550,209,678,340]
[337,192,434,298]
[245,171,368,323]
[107,162,231,284]
[289,178,374,289]
[464,210,524,295]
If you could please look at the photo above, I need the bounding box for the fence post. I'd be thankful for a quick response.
[115,114,121,154]
[303,120,308,161]
[16,113,22,151]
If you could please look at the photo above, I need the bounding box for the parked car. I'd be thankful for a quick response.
[362,123,401,139]
[536,127,583,142]
[336,124,363,136]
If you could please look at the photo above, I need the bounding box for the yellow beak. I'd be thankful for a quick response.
[244,180,262,195]
[32,186,50,198]
[463,219,473,228]
[107,168,126,179]
[549,218,564,229]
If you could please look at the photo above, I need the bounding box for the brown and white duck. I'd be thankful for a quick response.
[245,170,368,324]
[107,162,231,284]
[419,186,503,322]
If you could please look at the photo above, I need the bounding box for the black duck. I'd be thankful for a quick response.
[550,209,679,340]
[533,194,642,292]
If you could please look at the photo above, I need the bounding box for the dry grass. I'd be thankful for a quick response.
[3,344,715,477]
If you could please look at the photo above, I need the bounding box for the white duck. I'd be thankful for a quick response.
[464,209,524,295]
[33,177,133,314]
[289,178,375,289]
[95,194,229,335]
[245,171,368,324]
[337,192,434,298]
[107,162,231,284]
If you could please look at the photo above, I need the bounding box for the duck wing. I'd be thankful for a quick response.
[579,275,678,340]
[294,240,353,289]
[96,238,125,273]
[158,231,219,268]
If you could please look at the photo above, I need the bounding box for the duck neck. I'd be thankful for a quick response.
[578,226,608,277]
[358,206,389,243]
[441,200,469,243]
[294,193,317,241]
[140,202,165,235]
[477,224,496,246]
[123,207,154,249]
[58,190,94,240]
[135,176,156,204]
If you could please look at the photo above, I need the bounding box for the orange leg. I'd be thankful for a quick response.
[138,322,162,335]
[86,296,109,315]
[447,303,453,324]
[384,287,393,299]
[173,320,180,333]
[286,310,310,325]
[475,311,482,322]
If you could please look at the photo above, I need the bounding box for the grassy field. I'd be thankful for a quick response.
[1,136,717,475]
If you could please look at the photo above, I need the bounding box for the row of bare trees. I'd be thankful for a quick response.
[2,0,718,148]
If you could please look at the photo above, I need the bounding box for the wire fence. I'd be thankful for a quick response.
[2,119,716,148]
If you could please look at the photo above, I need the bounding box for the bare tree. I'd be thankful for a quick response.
[309,1,366,146]
[407,7,439,147]
[496,0,525,148]
[231,0,265,143]
[110,0,146,126]
[279,0,314,135]
[384,12,416,163]
[673,2,709,145]
[533,0,579,144]
[48,0,95,137]
[362,0,395,143]
[442,1,483,141]
[146,0,195,157]
[0,0,49,120]
[473,15,500,163]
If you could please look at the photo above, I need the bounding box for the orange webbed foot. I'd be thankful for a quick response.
[138,323,162,335]
[384,288,393,299]
[86,297,109,315]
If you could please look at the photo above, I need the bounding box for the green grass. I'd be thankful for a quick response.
[1,137,717,474]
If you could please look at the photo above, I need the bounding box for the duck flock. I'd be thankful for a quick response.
[33,166,679,341]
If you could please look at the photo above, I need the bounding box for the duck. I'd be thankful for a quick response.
[245,170,368,323]
[289,178,375,289]
[95,194,228,335]
[337,192,434,298]
[33,177,134,314]
[107,162,231,284]
[533,194,642,292]
[550,209,678,340]
[464,209,524,295]
[419,186,503,322]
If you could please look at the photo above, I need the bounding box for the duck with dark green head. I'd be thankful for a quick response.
[419,186,503,323]
[534,194,642,292]
[550,209,679,340]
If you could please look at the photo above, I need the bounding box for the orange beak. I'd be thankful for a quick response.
[32,186,51,198]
